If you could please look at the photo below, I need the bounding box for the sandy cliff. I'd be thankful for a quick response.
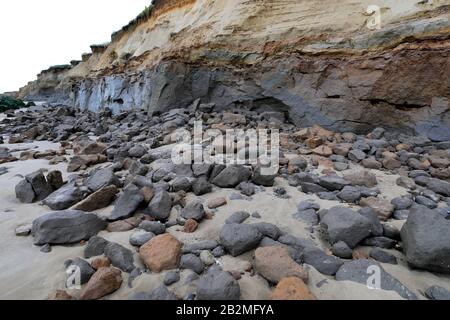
[18,0,450,138]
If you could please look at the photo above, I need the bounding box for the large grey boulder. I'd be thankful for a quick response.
[25,170,53,201]
[336,260,417,300]
[196,267,240,300]
[108,185,144,221]
[32,210,106,245]
[401,206,450,273]
[43,183,83,210]
[104,242,135,273]
[318,175,350,191]
[219,223,262,256]
[252,165,276,187]
[86,168,120,192]
[321,206,374,248]
[426,178,450,197]
[15,179,35,203]
[212,165,251,188]
[147,190,172,220]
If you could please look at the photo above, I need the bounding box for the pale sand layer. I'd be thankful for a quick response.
[1,141,450,300]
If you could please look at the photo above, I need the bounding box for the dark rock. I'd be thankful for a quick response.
[252,165,276,187]
[196,268,240,300]
[302,248,344,276]
[401,207,450,273]
[15,180,35,203]
[129,231,155,247]
[225,211,250,224]
[65,257,95,284]
[212,165,251,188]
[104,242,135,273]
[369,248,398,264]
[86,168,120,192]
[180,254,204,274]
[130,286,177,300]
[25,170,53,201]
[415,195,437,209]
[192,176,212,195]
[336,260,416,300]
[181,201,205,221]
[43,182,83,211]
[237,182,256,196]
[139,221,166,235]
[164,271,180,286]
[391,196,413,210]
[331,241,353,259]
[393,210,410,220]
[109,185,144,221]
[84,236,109,258]
[147,190,172,220]
[32,210,106,245]
[362,237,396,249]
[47,171,64,190]
[292,209,319,225]
[252,222,281,240]
[219,223,262,256]
[182,240,218,254]
[172,177,192,192]
[425,286,450,300]
[318,175,350,191]
[337,186,362,203]
[426,178,450,197]
[320,206,373,248]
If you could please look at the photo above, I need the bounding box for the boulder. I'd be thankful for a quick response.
[139,221,166,235]
[32,210,106,245]
[270,277,316,300]
[104,242,135,273]
[43,183,83,211]
[196,268,240,300]
[401,207,450,273]
[336,260,417,300]
[139,234,182,272]
[15,179,35,203]
[84,236,109,258]
[147,190,172,220]
[255,246,308,284]
[180,254,204,274]
[252,165,276,187]
[108,185,144,221]
[219,223,262,256]
[320,206,374,248]
[25,170,53,201]
[180,201,205,221]
[85,168,120,192]
[212,165,251,188]
[359,197,394,221]
[73,185,118,212]
[80,267,123,300]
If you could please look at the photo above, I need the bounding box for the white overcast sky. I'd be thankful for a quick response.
[0,0,150,93]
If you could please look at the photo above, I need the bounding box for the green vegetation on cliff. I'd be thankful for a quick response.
[0,95,26,112]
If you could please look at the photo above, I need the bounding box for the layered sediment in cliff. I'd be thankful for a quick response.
[17,0,450,139]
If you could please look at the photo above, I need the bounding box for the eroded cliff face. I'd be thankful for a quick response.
[18,0,450,138]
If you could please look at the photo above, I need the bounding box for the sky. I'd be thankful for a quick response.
[0,0,151,93]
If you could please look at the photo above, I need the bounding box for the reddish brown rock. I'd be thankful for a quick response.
[312,145,332,157]
[139,234,182,272]
[360,197,394,221]
[141,186,155,203]
[183,219,199,233]
[207,197,227,209]
[107,217,140,232]
[270,277,316,300]
[48,290,74,300]
[254,246,308,284]
[80,267,122,300]
[73,185,118,211]
[91,257,111,270]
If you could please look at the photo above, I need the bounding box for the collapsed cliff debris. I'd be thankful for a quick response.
[1,103,449,300]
